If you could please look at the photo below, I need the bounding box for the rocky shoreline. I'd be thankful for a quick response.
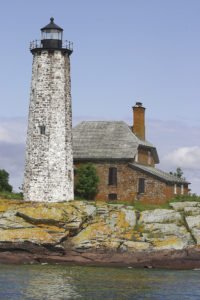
[1,247,200,269]
[1,199,200,269]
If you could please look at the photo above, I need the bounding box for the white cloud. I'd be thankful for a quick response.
[163,146,200,170]
[160,146,200,194]
[0,117,26,191]
[0,117,26,144]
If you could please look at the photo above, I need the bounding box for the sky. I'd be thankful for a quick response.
[0,0,200,194]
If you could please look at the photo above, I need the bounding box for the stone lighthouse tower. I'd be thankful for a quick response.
[23,18,74,202]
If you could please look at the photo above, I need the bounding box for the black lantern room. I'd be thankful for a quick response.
[41,17,63,49]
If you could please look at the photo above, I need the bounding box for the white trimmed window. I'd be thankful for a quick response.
[174,184,177,194]
[148,151,151,165]
[181,184,184,195]
[135,152,138,163]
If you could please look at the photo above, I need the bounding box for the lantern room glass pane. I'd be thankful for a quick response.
[41,30,62,40]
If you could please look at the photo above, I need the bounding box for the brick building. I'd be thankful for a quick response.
[73,102,189,204]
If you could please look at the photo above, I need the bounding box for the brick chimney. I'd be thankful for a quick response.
[132,102,145,140]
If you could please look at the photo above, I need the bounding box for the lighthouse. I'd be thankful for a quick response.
[23,18,74,202]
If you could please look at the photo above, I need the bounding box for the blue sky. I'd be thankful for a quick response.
[0,0,200,193]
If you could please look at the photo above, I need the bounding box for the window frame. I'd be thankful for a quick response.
[147,151,151,165]
[108,167,117,186]
[39,125,46,135]
[181,184,184,195]
[138,178,145,194]
[174,184,177,194]
[108,193,117,201]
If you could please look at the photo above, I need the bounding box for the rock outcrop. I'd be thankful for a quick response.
[0,199,200,268]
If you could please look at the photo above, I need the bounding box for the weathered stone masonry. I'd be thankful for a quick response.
[24,19,74,202]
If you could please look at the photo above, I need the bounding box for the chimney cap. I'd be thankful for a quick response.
[135,102,143,107]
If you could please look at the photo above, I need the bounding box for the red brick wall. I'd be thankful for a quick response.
[133,106,145,140]
[74,161,188,204]
[137,148,155,167]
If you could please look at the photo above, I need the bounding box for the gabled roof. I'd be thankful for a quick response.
[129,163,189,184]
[137,139,159,164]
[128,126,159,163]
[73,121,139,160]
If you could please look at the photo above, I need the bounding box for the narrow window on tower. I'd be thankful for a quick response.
[108,167,117,186]
[138,178,145,194]
[39,125,46,135]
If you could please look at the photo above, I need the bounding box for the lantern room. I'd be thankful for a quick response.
[41,17,63,49]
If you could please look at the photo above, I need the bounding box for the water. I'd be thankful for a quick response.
[0,264,200,300]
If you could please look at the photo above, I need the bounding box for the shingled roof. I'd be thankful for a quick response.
[129,163,189,184]
[73,121,139,160]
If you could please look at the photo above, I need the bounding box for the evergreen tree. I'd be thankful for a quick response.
[0,169,12,192]
[170,167,185,180]
[75,163,99,200]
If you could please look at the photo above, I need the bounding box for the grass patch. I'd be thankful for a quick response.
[107,201,134,206]
[169,194,200,203]
[0,191,23,200]
[133,201,170,212]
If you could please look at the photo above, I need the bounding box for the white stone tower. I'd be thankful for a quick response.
[23,18,74,202]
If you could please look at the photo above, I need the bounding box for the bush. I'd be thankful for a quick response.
[0,169,12,192]
[0,191,23,200]
[75,163,99,200]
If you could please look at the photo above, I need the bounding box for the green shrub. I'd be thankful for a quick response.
[0,169,12,192]
[75,163,99,200]
[0,191,23,200]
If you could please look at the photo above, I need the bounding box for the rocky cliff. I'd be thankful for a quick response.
[1,199,200,268]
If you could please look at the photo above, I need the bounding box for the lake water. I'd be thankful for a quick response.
[0,264,200,299]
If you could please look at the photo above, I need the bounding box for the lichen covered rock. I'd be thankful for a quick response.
[68,206,137,251]
[138,209,194,250]
[185,216,200,244]
[0,199,200,254]
[139,209,182,225]
[169,202,199,211]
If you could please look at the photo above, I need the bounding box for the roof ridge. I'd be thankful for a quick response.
[76,120,126,123]
[129,163,189,184]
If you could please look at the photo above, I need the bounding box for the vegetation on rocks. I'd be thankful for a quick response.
[0,191,23,200]
[0,169,23,200]
[170,194,200,203]
[0,169,12,193]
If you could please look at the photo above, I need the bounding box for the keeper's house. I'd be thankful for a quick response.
[73,102,190,203]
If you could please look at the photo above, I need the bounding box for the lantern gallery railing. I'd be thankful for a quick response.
[30,40,73,52]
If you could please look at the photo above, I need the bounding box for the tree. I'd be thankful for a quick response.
[75,163,99,200]
[0,169,12,192]
[170,167,185,180]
